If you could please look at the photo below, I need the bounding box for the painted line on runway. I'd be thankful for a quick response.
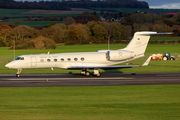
[7,77,134,81]
[4,78,180,82]
[0,74,68,77]
[156,74,180,77]
[1,79,180,84]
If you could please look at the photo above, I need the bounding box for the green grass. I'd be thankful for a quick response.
[1,44,127,56]
[0,85,180,120]
[0,8,80,26]
[6,18,27,21]
[0,9,31,16]
[0,8,81,17]
[1,44,179,55]
[150,37,180,41]
[120,60,180,73]
[19,21,63,27]
[146,44,180,54]
[11,13,81,17]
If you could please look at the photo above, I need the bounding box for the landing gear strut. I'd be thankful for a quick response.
[81,68,101,77]
[16,69,22,77]
[93,68,101,77]
[81,69,90,76]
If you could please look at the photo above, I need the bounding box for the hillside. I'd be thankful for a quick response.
[0,0,149,10]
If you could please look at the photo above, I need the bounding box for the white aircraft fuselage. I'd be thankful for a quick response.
[6,50,137,69]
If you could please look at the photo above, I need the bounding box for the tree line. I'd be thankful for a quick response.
[1,11,180,49]
[0,0,148,10]
[122,12,180,36]
[0,20,128,49]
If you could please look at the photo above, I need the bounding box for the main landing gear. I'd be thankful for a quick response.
[81,69,101,77]
[93,68,101,77]
[16,69,22,77]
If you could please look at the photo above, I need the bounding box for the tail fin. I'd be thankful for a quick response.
[123,31,156,56]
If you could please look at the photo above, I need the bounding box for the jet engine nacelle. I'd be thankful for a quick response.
[106,50,136,61]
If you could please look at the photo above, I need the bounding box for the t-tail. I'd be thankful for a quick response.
[122,31,172,58]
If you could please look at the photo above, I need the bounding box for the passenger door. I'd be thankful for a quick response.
[31,56,37,67]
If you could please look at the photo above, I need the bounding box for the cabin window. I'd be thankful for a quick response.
[67,58,71,61]
[61,58,64,62]
[40,59,44,62]
[54,59,57,62]
[74,58,78,61]
[47,59,51,62]
[81,57,85,61]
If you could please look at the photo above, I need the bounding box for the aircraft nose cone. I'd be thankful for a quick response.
[5,63,10,68]
[5,62,14,68]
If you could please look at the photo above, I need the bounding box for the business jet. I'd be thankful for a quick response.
[5,31,171,77]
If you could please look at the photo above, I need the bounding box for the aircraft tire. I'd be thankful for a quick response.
[85,71,90,76]
[16,74,20,78]
[94,73,101,77]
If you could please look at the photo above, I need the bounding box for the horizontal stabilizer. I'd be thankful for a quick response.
[138,32,173,36]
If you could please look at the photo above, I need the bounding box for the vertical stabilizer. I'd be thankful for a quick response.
[123,31,156,56]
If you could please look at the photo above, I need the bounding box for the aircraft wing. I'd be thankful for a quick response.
[68,65,140,70]
[68,55,152,70]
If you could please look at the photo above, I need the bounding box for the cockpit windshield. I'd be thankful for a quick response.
[15,57,24,60]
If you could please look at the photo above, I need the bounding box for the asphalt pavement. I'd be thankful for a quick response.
[0,73,180,87]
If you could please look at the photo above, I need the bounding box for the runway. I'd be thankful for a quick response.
[0,73,180,87]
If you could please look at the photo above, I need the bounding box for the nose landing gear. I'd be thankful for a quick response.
[16,69,22,77]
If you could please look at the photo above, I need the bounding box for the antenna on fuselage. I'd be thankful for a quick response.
[47,51,50,54]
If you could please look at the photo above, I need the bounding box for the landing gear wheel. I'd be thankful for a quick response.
[81,69,90,76]
[85,71,90,76]
[16,74,20,78]
[94,72,101,77]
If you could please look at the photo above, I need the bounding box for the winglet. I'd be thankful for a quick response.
[141,55,152,66]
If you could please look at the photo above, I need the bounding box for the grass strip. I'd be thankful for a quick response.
[0,85,180,120]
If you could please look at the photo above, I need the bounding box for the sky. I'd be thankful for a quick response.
[14,0,180,9]
[139,0,180,9]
